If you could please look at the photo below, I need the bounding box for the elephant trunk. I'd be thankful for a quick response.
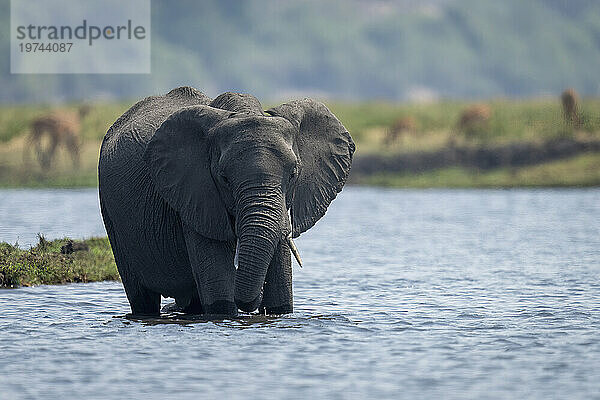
[234,186,288,312]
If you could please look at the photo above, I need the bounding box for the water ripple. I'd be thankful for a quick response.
[0,188,599,399]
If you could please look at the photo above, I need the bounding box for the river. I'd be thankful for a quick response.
[0,187,599,399]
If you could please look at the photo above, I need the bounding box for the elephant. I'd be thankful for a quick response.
[98,86,355,316]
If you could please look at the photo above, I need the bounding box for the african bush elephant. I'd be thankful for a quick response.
[98,87,355,316]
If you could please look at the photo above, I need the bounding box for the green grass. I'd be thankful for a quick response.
[0,102,130,143]
[0,101,129,188]
[0,135,100,188]
[0,98,599,188]
[358,152,600,188]
[329,98,600,152]
[0,236,118,288]
[1,97,598,145]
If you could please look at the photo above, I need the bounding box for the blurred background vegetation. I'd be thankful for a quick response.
[0,0,598,187]
[1,0,599,102]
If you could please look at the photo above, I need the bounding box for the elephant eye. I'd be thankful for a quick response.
[220,173,230,185]
[289,165,299,182]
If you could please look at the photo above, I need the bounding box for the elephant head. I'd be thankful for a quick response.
[143,93,354,312]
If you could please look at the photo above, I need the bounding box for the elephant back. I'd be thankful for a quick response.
[99,86,212,209]
[102,86,212,150]
[209,92,264,115]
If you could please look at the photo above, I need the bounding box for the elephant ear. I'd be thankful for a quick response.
[267,99,355,237]
[143,105,235,241]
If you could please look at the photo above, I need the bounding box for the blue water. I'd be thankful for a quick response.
[0,187,599,399]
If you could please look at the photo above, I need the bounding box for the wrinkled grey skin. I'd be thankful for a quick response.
[99,87,354,316]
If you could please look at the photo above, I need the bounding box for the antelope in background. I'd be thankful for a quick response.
[561,88,580,128]
[456,104,491,139]
[26,105,91,169]
[385,116,417,145]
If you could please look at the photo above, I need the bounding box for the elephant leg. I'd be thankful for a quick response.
[175,291,204,314]
[260,240,293,314]
[183,226,237,315]
[121,275,161,317]
[101,201,160,317]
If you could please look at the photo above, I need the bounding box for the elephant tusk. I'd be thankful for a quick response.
[286,234,303,268]
[234,240,239,269]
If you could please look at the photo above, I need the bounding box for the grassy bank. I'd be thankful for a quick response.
[0,236,118,288]
[0,102,128,188]
[0,98,599,188]
[358,152,600,188]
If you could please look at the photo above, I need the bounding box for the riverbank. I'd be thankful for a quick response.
[355,152,600,188]
[350,138,600,187]
[0,98,599,188]
[0,236,118,288]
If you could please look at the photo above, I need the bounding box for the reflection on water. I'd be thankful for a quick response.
[0,187,599,399]
[121,310,356,329]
